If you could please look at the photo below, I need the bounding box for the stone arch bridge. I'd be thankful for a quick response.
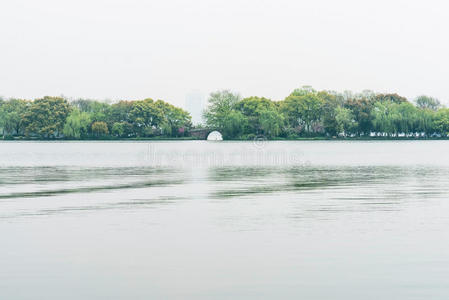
[190,128,218,140]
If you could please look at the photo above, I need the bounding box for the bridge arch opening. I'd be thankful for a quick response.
[207,131,223,141]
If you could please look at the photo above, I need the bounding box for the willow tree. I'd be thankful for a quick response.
[259,108,284,138]
[0,99,30,136]
[63,109,92,139]
[203,90,242,137]
[434,109,449,136]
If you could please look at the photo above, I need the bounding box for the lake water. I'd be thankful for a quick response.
[1,141,449,299]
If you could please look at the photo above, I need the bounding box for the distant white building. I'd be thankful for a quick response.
[185,91,205,125]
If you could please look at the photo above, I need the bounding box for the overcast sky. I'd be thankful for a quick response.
[1,0,449,106]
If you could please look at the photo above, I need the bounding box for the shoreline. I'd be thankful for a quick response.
[2,136,449,142]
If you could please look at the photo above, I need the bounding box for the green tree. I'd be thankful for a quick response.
[280,95,302,128]
[319,91,340,136]
[111,122,128,137]
[0,99,30,136]
[394,102,419,135]
[129,99,164,137]
[371,101,419,137]
[290,85,317,97]
[154,100,192,137]
[371,101,395,136]
[236,96,277,135]
[63,109,92,139]
[374,93,408,104]
[434,108,449,136]
[281,93,324,134]
[107,101,134,136]
[0,102,5,137]
[344,98,374,136]
[72,99,110,122]
[203,90,241,132]
[108,101,133,123]
[415,95,441,111]
[259,108,284,138]
[91,121,109,137]
[335,107,357,136]
[23,96,71,138]
[416,109,436,136]
[221,110,247,139]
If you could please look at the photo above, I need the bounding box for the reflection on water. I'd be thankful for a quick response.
[0,167,182,200]
[1,141,449,299]
[2,165,447,218]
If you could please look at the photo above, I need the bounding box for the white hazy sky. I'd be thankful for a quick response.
[1,0,449,106]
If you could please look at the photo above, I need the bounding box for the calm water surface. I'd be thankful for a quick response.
[1,141,449,299]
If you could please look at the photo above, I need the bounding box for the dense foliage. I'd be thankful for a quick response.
[203,87,447,139]
[1,87,448,139]
[0,97,191,139]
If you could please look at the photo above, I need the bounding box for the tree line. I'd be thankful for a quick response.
[0,96,191,139]
[203,87,449,139]
[1,87,449,140]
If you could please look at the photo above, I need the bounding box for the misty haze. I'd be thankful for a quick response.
[1,0,449,299]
